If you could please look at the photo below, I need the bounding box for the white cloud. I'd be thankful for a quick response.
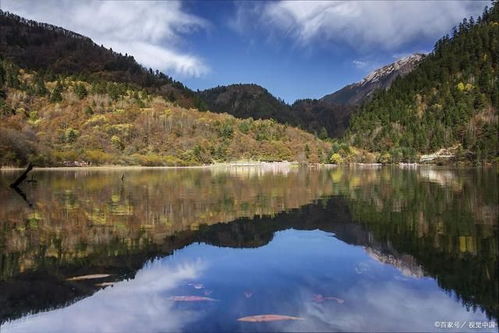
[1,0,209,77]
[352,60,369,69]
[1,260,205,333]
[352,59,384,74]
[239,1,487,51]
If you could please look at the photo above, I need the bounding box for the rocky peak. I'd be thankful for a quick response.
[359,53,426,86]
[320,53,426,106]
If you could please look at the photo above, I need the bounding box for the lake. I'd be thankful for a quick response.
[0,165,497,332]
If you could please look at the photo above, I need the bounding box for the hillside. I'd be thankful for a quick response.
[197,84,298,125]
[0,9,428,145]
[1,5,496,166]
[290,99,354,138]
[197,84,354,138]
[0,62,330,167]
[197,55,424,138]
[0,9,411,141]
[0,10,203,109]
[321,54,425,105]
[198,84,350,137]
[345,4,498,163]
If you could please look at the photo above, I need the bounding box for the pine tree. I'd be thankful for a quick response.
[50,81,63,103]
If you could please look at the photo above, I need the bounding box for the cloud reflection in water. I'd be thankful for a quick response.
[2,230,495,333]
[2,260,205,333]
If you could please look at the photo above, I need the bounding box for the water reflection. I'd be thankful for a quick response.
[0,166,497,330]
[3,260,205,333]
[0,167,332,280]
[2,230,495,333]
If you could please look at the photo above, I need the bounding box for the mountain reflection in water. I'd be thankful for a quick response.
[0,166,497,331]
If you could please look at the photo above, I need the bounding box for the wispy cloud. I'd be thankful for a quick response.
[1,0,210,78]
[234,1,487,51]
[282,280,492,332]
[1,260,205,333]
[352,60,369,70]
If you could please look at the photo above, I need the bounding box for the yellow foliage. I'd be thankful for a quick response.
[457,82,473,92]
[379,152,392,164]
[83,150,113,164]
[0,65,332,167]
[330,153,344,164]
[85,114,108,126]
[52,150,79,161]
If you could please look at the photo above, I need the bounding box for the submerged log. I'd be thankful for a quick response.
[10,163,33,188]
[66,274,111,281]
[237,314,304,322]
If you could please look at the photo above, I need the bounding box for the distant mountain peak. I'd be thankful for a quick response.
[321,53,425,106]
[360,53,426,86]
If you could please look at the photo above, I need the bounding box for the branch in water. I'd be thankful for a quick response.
[10,163,33,188]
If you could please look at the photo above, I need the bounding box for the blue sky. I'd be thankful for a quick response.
[1,0,490,103]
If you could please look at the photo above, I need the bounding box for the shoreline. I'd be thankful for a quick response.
[0,161,304,171]
[0,161,490,171]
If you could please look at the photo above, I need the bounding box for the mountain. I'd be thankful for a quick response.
[197,84,357,138]
[197,55,425,138]
[0,11,331,167]
[321,53,426,105]
[0,61,330,167]
[2,4,496,165]
[345,4,498,163]
[0,9,368,139]
[290,99,354,138]
[197,84,297,125]
[0,10,203,109]
[290,54,425,138]
[0,9,426,142]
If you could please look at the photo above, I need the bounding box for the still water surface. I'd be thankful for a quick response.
[0,166,497,332]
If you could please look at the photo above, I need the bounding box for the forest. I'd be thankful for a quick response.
[344,4,498,163]
[0,61,329,166]
[0,10,206,110]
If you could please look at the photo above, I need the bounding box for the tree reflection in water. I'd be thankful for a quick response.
[0,166,496,325]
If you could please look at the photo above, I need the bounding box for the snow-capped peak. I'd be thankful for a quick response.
[360,53,426,86]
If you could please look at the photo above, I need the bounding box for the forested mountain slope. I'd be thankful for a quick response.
[290,99,354,138]
[197,84,351,138]
[345,4,498,162]
[197,84,298,125]
[198,83,358,138]
[322,54,425,106]
[0,61,329,167]
[0,10,204,109]
[0,9,386,140]
[197,54,424,138]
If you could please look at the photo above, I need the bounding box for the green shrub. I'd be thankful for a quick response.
[84,106,93,115]
[74,83,88,99]
[50,81,63,103]
[64,128,79,143]
[238,120,251,134]
[379,152,392,164]
[217,121,234,139]
[111,135,124,150]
